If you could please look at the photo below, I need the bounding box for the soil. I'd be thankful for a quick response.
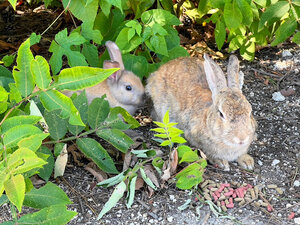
[0,4,299,225]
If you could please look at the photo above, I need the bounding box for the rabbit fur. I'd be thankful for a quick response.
[146,54,257,170]
[64,41,145,115]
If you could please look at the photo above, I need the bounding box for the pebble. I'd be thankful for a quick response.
[294,180,300,187]
[272,92,285,101]
[149,219,154,223]
[257,160,263,166]
[167,216,173,222]
[295,217,300,224]
[282,50,292,57]
[271,159,280,166]
[267,184,277,189]
[169,195,176,202]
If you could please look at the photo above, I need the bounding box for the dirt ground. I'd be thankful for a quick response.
[0,4,300,225]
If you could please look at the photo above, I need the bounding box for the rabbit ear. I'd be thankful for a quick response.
[227,55,243,89]
[103,60,121,81]
[203,53,227,99]
[105,41,125,70]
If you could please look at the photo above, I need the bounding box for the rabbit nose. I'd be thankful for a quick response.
[233,137,248,145]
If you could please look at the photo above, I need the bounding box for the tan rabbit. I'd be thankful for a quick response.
[64,41,145,115]
[146,54,257,170]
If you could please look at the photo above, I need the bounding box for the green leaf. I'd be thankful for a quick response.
[123,54,148,80]
[82,43,101,67]
[0,86,8,102]
[271,19,297,46]
[171,136,187,144]
[0,194,9,206]
[126,175,137,208]
[54,143,65,157]
[0,115,41,134]
[4,174,25,212]
[258,1,290,31]
[56,66,118,91]
[0,102,8,114]
[102,110,132,131]
[17,205,77,224]
[8,0,17,9]
[30,56,52,90]
[115,28,143,54]
[3,124,43,148]
[81,21,103,44]
[152,157,164,169]
[215,19,226,50]
[44,109,68,140]
[37,146,54,181]
[0,66,14,91]
[77,138,118,174]
[88,96,110,129]
[154,133,168,138]
[160,140,171,146]
[240,38,255,61]
[163,110,169,124]
[49,29,87,75]
[24,182,72,209]
[198,0,209,17]
[151,128,166,133]
[68,91,88,135]
[97,181,126,219]
[292,31,300,44]
[97,129,134,153]
[17,133,49,152]
[228,35,245,52]
[8,147,47,174]
[140,167,157,190]
[40,90,84,126]
[99,0,112,17]
[62,0,98,22]
[12,38,35,97]
[1,55,15,67]
[131,149,156,158]
[176,163,204,190]
[97,170,127,187]
[152,121,165,127]
[149,35,168,56]
[141,9,181,26]
[224,0,243,30]
[209,0,225,8]
[109,107,140,129]
[129,0,155,19]
[236,0,253,26]
[168,127,184,136]
[8,83,22,104]
[177,145,193,159]
[29,33,41,46]
[179,151,199,163]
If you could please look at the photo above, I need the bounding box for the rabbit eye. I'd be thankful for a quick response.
[219,110,225,119]
[125,85,132,91]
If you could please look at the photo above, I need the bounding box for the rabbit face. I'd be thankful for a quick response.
[208,88,256,148]
[108,71,145,107]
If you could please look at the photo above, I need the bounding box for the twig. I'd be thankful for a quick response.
[250,68,282,78]
[41,0,72,36]
[276,66,296,91]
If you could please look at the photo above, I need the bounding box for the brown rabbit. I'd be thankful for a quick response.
[65,41,145,115]
[146,54,257,170]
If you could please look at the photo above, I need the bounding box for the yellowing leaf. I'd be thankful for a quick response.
[4,174,25,212]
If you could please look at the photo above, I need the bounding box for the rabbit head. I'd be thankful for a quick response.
[203,54,256,149]
[103,41,145,114]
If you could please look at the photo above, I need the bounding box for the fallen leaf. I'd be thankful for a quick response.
[144,165,160,188]
[54,144,68,178]
[280,88,296,97]
[170,149,178,174]
[135,177,144,190]
[85,166,105,182]
[122,151,132,171]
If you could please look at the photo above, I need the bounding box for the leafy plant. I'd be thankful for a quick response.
[151,110,207,190]
[194,0,300,60]
[0,36,140,223]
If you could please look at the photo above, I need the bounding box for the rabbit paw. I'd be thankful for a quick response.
[213,159,230,171]
[237,154,254,170]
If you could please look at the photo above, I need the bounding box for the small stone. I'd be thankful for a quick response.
[149,219,154,223]
[272,92,285,101]
[267,184,277,189]
[169,195,176,202]
[167,216,173,222]
[282,50,292,58]
[271,159,280,166]
[294,180,300,187]
[257,160,263,166]
[275,187,283,194]
[117,214,121,218]
[295,217,300,224]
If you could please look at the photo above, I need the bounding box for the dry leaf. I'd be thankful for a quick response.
[54,144,68,178]
[135,177,144,190]
[170,149,178,174]
[280,88,296,97]
[122,151,132,171]
[85,166,105,182]
[144,165,160,188]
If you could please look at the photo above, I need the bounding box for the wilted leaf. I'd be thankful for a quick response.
[97,170,127,188]
[140,167,157,190]
[54,144,68,178]
[126,175,137,208]
[97,181,126,219]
